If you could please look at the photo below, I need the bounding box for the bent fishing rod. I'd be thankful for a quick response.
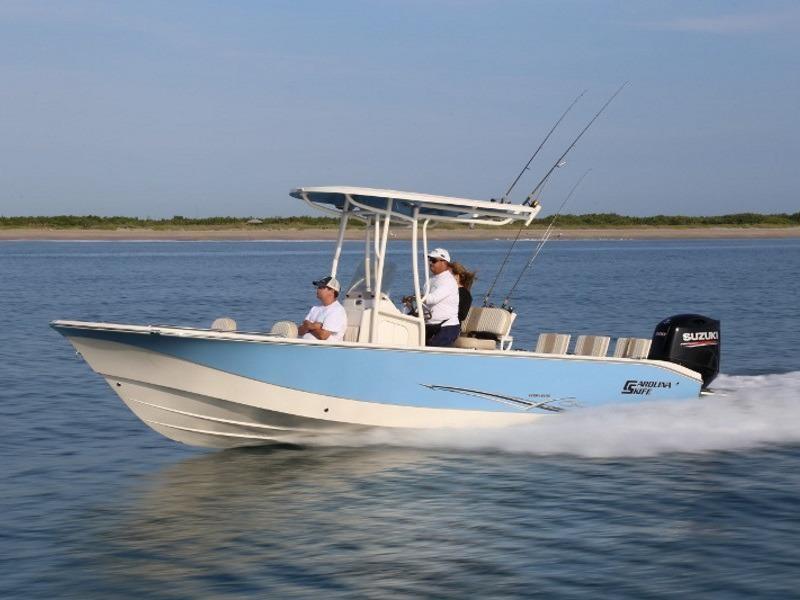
[483,82,628,307]
[498,89,586,204]
[501,168,592,310]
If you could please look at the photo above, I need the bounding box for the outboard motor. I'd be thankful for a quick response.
[648,314,720,388]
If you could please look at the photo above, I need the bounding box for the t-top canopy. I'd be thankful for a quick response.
[290,186,541,226]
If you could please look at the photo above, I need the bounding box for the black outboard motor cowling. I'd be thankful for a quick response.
[648,314,720,388]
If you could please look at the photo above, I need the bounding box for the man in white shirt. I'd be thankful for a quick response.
[298,276,348,342]
[421,248,461,346]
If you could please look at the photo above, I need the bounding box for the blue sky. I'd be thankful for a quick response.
[1,1,798,217]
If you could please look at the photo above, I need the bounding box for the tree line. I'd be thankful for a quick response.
[547,212,800,227]
[1,212,799,229]
[0,215,344,229]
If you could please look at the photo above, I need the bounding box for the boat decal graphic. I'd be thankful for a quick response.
[421,384,575,413]
[621,379,673,395]
[680,340,719,348]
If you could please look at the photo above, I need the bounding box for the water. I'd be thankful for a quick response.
[2,239,799,598]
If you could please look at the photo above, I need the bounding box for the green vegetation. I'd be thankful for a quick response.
[0,215,349,230]
[536,212,800,228]
[1,212,799,230]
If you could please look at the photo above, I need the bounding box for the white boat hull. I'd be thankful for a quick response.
[54,321,704,449]
[73,336,545,448]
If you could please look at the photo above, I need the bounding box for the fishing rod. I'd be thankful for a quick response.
[498,89,586,204]
[484,83,626,306]
[482,91,587,306]
[482,171,563,307]
[523,81,628,207]
[501,168,592,309]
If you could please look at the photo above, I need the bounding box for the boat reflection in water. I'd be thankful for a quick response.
[81,446,489,596]
[67,435,784,598]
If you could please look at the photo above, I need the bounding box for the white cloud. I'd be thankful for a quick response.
[648,8,800,34]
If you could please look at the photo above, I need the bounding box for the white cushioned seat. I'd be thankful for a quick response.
[211,317,237,331]
[342,300,363,342]
[452,336,497,350]
[344,323,360,343]
[535,333,571,354]
[613,337,652,359]
[574,335,611,357]
[270,320,299,338]
[458,307,516,350]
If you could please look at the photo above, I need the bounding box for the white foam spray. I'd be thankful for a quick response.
[314,372,800,458]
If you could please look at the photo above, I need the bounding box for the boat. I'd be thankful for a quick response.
[51,186,721,449]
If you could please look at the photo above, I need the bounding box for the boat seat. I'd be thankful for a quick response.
[535,333,571,354]
[343,304,363,343]
[211,317,237,331]
[613,337,652,359]
[456,307,517,350]
[269,320,299,338]
[452,336,497,350]
[574,335,611,357]
[344,323,360,343]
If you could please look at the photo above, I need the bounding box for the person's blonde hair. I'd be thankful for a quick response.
[450,261,476,290]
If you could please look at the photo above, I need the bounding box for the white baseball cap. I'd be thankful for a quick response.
[427,248,451,263]
[312,276,341,292]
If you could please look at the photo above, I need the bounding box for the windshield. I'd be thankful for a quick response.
[346,260,398,299]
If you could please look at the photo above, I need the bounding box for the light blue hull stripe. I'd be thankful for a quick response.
[56,327,701,413]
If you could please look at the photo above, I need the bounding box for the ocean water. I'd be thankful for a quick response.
[1,238,799,598]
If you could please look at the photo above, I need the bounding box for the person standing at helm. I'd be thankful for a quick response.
[422,248,461,346]
[298,276,348,342]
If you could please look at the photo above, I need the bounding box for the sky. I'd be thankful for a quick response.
[1,0,798,217]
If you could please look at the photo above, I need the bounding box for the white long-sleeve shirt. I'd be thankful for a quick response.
[422,270,460,327]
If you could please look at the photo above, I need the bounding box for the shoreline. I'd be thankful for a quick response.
[1,226,799,241]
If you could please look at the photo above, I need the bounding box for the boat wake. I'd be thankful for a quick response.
[311,372,800,457]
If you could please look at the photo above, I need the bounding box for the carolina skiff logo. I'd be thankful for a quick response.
[681,331,719,348]
[622,380,673,395]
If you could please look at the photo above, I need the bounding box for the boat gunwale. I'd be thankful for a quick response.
[50,319,704,383]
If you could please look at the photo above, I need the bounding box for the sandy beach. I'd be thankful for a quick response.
[1,226,799,241]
